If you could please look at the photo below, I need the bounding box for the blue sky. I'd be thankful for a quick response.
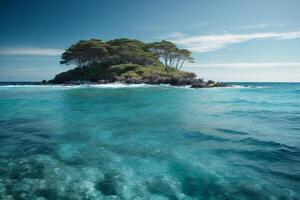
[0,0,300,82]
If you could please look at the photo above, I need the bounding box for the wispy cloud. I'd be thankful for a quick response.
[239,23,285,30]
[184,62,300,68]
[173,31,300,53]
[155,32,186,40]
[167,32,186,39]
[0,47,64,56]
[195,21,214,27]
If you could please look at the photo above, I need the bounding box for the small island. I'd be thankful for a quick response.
[47,38,227,88]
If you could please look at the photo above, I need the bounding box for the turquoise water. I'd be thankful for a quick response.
[0,83,299,200]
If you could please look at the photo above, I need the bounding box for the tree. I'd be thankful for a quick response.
[107,38,160,66]
[148,40,178,68]
[60,38,194,69]
[148,41,194,69]
[60,39,109,68]
[175,49,194,69]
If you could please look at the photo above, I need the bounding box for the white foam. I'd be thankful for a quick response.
[0,83,154,89]
[0,83,271,90]
[230,84,271,89]
[87,83,153,88]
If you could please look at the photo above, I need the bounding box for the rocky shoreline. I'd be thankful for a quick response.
[45,77,228,88]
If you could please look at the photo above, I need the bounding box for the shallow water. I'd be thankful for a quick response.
[0,83,299,200]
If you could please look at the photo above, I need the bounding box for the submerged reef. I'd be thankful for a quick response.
[1,152,297,200]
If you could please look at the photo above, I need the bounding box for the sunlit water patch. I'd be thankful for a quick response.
[0,83,299,199]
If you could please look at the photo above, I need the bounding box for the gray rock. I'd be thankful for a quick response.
[97,79,110,84]
[191,82,207,88]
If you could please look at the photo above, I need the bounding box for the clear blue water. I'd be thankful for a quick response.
[0,83,299,200]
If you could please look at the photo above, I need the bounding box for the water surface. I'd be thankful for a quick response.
[0,83,299,199]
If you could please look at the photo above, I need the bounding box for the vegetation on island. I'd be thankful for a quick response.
[59,38,194,69]
[50,38,226,88]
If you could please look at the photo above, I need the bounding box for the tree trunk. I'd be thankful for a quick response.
[164,57,168,67]
[168,57,172,67]
[180,60,185,69]
[175,58,181,69]
[170,58,175,68]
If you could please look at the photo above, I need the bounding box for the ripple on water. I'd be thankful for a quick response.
[1,84,300,199]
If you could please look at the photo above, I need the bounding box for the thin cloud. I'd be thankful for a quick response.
[195,21,214,27]
[167,32,186,39]
[0,47,64,56]
[184,62,300,68]
[239,24,286,29]
[155,32,186,40]
[239,24,271,29]
[173,31,300,53]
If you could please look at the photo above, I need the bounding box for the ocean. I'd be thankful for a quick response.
[0,83,299,199]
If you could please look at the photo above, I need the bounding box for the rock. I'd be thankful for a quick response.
[131,79,144,84]
[169,77,180,86]
[97,80,110,84]
[41,80,47,85]
[158,77,171,84]
[46,71,228,88]
[190,79,204,87]
[65,80,93,85]
[215,82,228,87]
[191,80,228,88]
[191,82,206,88]
[206,80,215,85]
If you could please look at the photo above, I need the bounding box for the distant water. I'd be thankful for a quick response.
[0,83,299,199]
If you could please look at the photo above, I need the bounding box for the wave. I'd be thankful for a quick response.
[0,83,271,89]
[86,83,154,88]
[217,128,249,135]
[0,83,154,89]
[236,137,297,150]
[230,84,271,89]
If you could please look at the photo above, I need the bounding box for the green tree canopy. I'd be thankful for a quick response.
[148,40,178,67]
[60,39,109,67]
[175,49,194,69]
[107,38,160,66]
[60,38,194,69]
[148,40,194,69]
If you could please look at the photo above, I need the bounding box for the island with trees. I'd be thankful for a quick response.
[48,38,227,88]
